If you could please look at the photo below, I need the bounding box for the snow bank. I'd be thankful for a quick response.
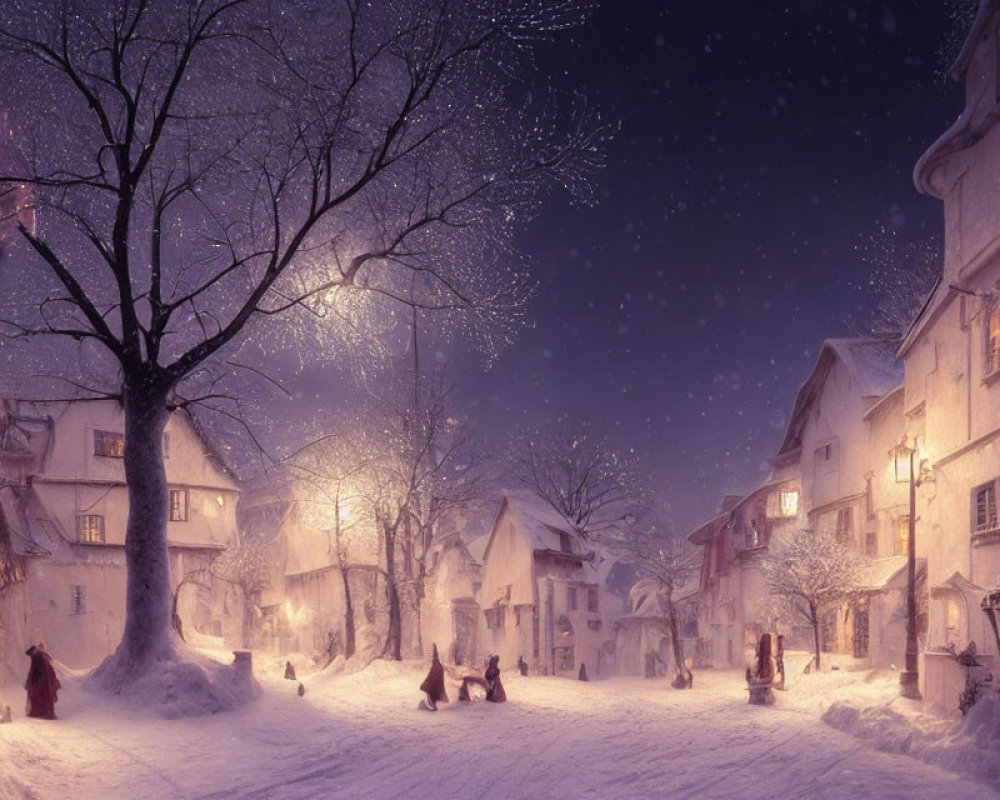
[824,689,1000,783]
[86,645,261,719]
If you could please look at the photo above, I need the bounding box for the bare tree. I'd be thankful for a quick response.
[856,224,941,342]
[761,528,865,671]
[512,423,646,540]
[624,526,701,688]
[211,528,274,650]
[290,376,485,660]
[0,1,607,691]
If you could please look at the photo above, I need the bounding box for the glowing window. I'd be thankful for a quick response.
[897,516,910,555]
[779,490,799,517]
[77,515,105,544]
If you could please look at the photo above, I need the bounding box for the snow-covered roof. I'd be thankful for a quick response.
[824,339,903,399]
[481,490,612,574]
[465,530,490,564]
[626,577,699,618]
[774,338,902,458]
[686,511,730,544]
[859,556,927,592]
[500,491,578,554]
[914,0,1000,199]
[859,556,907,592]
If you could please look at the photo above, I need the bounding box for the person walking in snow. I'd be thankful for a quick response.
[484,654,506,703]
[24,642,60,720]
[419,644,449,711]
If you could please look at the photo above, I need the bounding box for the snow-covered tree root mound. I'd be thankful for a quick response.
[86,642,261,719]
[824,693,1000,784]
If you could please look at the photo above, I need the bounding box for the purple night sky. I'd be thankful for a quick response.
[450,1,968,531]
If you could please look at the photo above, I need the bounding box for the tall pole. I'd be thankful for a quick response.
[900,447,922,699]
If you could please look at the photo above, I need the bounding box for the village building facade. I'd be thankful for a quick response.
[614,577,700,677]
[479,493,621,677]
[905,0,1000,708]
[687,338,923,672]
[689,478,804,668]
[0,398,240,674]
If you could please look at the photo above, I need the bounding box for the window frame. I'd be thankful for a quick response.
[587,586,599,613]
[93,429,125,458]
[567,585,579,611]
[896,515,911,556]
[986,303,1000,377]
[835,506,854,543]
[779,489,799,518]
[76,514,105,544]
[169,488,189,522]
[972,479,999,536]
[71,584,86,614]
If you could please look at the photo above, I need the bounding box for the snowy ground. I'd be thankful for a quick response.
[1,650,998,800]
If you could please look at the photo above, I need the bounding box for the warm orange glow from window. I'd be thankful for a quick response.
[779,490,799,517]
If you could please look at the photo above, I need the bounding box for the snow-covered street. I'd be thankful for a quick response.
[1,654,997,800]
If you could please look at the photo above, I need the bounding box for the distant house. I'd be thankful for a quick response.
[689,481,803,668]
[420,527,484,666]
[0,398,240,672]
[237,475,379,660]
[479,493,619,677]
[614,577,699,677]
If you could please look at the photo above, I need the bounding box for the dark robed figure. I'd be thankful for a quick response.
[420,644,449,710]
[25,643,60,719]
[485,654,506,703]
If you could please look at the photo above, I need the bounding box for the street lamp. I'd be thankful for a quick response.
[893,436,924,700]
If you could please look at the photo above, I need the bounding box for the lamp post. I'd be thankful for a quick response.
[894,438,922,700]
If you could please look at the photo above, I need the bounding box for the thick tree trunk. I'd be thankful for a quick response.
[101,382,174,684]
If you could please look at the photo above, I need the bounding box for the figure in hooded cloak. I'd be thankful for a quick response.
[484,654,506,703]
[25,643,60,720]
[420,644,449,711]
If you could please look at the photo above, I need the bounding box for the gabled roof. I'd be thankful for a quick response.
[626,577,699,618]
[482,491,585,566]
[773,338,902,459]
[859,555,907,592]
[686,511,730,544]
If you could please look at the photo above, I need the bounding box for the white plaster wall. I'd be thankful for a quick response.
[25,559,125,669]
